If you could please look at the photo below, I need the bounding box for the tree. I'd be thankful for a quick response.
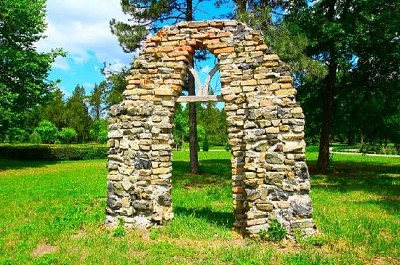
[0,0,62,140]
[65,85,92,143]
[236,0,400,170]
[88,84,105,120]
[346,0,400,145]
[58,127,78,144]
[197,102,228,146]
[110,0,222,173]
[101,65,130,109]
[42,88,67,129]
[292,0,400,169]
[235,1,330,169]
[90,119,108,144]
[173,103,188,149]
[34,120,58,144]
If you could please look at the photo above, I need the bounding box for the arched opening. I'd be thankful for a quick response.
[169,48,235,235]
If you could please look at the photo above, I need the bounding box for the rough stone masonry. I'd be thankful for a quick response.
[106,20,317,237]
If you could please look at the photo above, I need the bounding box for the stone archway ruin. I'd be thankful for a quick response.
[106,20,317,237]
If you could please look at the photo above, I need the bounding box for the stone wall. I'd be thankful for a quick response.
[106,20,317,237]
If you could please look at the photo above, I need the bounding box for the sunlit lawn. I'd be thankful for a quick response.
[0,148,399,264]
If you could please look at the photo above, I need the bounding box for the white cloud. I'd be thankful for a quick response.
[52,57,71,71]
[37,0,133,69]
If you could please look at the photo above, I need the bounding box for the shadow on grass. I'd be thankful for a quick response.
[174,206,234,228]
[309,160,400,216]
[0,159,58,171]
[356,199,400,217]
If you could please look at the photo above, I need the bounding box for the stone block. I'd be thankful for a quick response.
[214,47,235,54]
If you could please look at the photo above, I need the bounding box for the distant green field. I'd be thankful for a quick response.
[0,149,399,264]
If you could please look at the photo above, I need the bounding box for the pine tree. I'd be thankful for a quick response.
[65,85,92,143]
[42,88,67,129]
[88,84,105,120]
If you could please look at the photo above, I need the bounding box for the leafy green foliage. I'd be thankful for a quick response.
[34,120,58,144]
[5,127,29,143]
[57,128,78,144]
[267,220,287,242]
[259,228,268,241]
[88,83,105,120]
[100,65,130,108]
[90,119,108,144]
[237,0,400,170]
[173,102,228,148]
[29,131,42,144]
[0,144,108,161]
[197,102,228,146]
[0,0,63,140]
[113,219,126,237]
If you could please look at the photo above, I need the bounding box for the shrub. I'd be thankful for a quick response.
[58,127,78,144]
[34,120,58,144]
[29,131,42,144]
[6,128,29,143]
[0,144,108,161]
[97,129,108,144]
[90,119,108,143]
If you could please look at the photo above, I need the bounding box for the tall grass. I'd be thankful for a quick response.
[0,148,399,264]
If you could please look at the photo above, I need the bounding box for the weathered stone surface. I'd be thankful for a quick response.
[289,195,313,217]
[106,20,316,239]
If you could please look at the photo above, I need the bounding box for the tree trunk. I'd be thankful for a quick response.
[317,58,336,171]
[317,2,337,171]
[359,128,364,145]
[186,0,198,173]
[188,74,199,173]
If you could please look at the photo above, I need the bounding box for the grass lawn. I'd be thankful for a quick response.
[0,148,399,264]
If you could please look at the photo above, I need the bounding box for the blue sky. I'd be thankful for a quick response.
[37,0,234,98]
[37,0,132,97]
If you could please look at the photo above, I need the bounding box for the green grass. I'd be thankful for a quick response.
[0,148,399,264]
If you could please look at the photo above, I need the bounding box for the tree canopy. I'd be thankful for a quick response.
[0,0,62,140]
[237,0,400,170]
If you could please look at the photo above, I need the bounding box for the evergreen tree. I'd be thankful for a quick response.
[101,65,130,109]
[42,88,67,129]
[88,83,105,120]
[65,85,92,143]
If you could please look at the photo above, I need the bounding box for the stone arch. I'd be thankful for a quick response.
[106,20,317,237]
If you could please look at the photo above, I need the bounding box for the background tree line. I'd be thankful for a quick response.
[1,0,399,171]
